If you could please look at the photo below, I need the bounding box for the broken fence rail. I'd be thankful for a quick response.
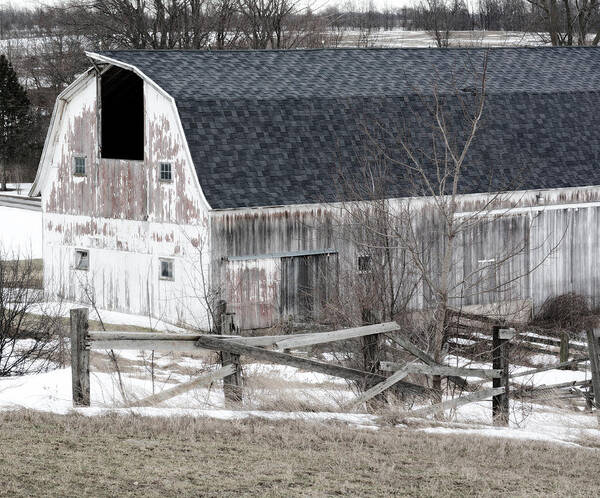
[88,322,401,352]
[380,361,502,380]
[74,314,429,408]
[400,387,506,419]
[72,311,514,424]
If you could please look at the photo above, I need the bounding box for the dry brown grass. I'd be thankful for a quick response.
[0,410,598,497]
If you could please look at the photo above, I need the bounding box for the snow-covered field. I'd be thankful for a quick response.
[337,29,544,48]
[0,204,42,258]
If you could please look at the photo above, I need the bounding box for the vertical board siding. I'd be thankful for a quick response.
[224,258,280,330]
[43,74,211,329]
[212,194,600,329]
[280,253,339,322]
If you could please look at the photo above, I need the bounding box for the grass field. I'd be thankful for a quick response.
[0,410,598,497]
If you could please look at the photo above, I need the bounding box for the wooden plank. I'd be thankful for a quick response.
[346,364,413,408]
[509,358,589,379]
[129,365,235,407]
[451,331,588,353]
[528,380,591,392]
[89,333,285,349]
[90,322,401,352]
[405,387,505,418]
[89,332,223,342]
[272,322,400,350]
[194,335,427,395]
[586,329,600,413]
[91,340,199,352]
[380,361,501,379]
[70,308,90,407]
[390,334,468,389]
[89,332,206,342]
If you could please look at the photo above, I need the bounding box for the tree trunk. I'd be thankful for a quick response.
[1,162,7,191]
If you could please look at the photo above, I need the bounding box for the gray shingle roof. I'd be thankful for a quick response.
[94,47,600,209]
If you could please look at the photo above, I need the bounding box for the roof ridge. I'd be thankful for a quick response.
[98,45,600,54]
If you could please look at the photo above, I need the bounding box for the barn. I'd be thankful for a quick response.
[30,47,600,330]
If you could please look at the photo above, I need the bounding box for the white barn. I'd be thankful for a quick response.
[30,47,600,330]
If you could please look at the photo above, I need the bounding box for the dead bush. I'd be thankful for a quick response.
[532,293,597,332]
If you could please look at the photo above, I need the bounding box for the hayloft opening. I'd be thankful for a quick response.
[100,66,144,161]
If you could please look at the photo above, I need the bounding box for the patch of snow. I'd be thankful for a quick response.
[27,300,187,332]
[529,354,559,366]
[244,363,348,385]
[419,426,582,447]
[0,183,33,196]
[0,206,42,258]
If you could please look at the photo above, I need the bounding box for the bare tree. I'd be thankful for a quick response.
[525,0,600,45]
[0,253,62,376]
[332,53,556,400]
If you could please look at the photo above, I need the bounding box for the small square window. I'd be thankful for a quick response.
[358,255,372,273]
[159,162,172,182]
[160,259,174,280]
[75,249,89,270]
[74,156,86,176]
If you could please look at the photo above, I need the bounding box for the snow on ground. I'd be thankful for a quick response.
[1,346,599,447]
[0,205,42,258]
[25,299,187,332]
[337,29,545,48]
[1,183,33,196]
[418,399,600,447]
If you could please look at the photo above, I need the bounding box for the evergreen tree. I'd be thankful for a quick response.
[0,54,31,191]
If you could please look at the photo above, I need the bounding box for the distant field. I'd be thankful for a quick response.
[337,29,544,48]
[0,410,598,497]
[0,205,42,259]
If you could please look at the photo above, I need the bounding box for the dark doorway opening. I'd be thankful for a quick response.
[100,66,144,160]
[280,252,339,321]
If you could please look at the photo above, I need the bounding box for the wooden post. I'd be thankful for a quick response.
[361,309,385,408]
[70,308,90,407]
[586,329,600,420]
[213,299,227,334]
[219,307,242,403]
[492,326,513,426]
[560,331,569,366]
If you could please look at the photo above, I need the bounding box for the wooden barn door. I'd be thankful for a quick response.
[280,253,338,322]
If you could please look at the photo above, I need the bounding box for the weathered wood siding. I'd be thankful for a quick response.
[212,189,600,329]
[42,72,211,328]
[280,253,339,321]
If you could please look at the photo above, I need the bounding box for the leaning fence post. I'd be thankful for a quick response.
[70,308,90,407]
[216,303,242,403]
[492,326,513,426]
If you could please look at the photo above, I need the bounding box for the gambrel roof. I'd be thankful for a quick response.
[90,47,600,209]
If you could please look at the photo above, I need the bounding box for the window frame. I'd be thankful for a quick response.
[73,156,87,177]
[159,162,173,182]
[357,255,372,273]
[74,249,89,271]
[159,258,174,281]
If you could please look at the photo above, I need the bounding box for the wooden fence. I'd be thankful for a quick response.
[70,307,521,425]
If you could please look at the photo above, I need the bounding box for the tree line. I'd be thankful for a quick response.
[1,0,600,184]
